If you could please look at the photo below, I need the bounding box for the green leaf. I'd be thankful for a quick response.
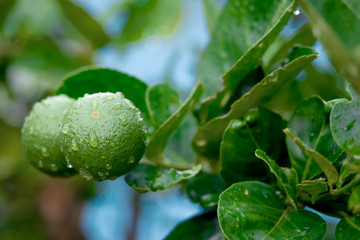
[0,0,17,28]
[298,178,328,204]
[145,82,203,166]
[57,0,110,48]
[348,0,360,14]
[349,185,360,214]
[285,97,343,181]
[124,163,201,192]
[165,212,223,240]
[146,83,180,128]
[299,0,360,95]
[185,172,225,208]
[198,0,297,123]
[202,0,221,34]
[55,66,150,122]
[282,167,299,192]
[339,156,359,187]
[220,108,285,185]
[284,128,339,188]
[117,0,182,45]
[218,181,327,240]
[255,149,297,209]
[336,214,360,239]
[330,87,360,155]
[193,52,318,162]
[264,23,317,72]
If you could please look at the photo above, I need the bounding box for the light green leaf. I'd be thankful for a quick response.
[146,83,180,128]
[220,108,285,185]
[284,128,339,188]
[145,82,203,166]
[124,163,201,192]
[349,185,360,214]
[299,0,360,95]
[193,53,317,162]
[336,214,360,239]
[255,149,297,209]
[298,179,328,204]
[58,0,110,48]
[55,66,150,122]
[330,87,360,155]
[198,0,297,123]
[218,181,326,240]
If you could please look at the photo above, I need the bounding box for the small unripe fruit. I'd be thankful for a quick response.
[21,95,77,177]
[60,92,147,181]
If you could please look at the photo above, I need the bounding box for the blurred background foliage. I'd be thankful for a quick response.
[0,0,349,239]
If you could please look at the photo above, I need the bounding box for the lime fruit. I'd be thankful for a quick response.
[60,92,147,181]
[21,95,77,177]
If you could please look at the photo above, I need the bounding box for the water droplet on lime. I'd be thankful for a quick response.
[71,138,79,151]
[106,164,112,170]
[50,164,58,171]
[89,129,98,147]
[61,124,70,134]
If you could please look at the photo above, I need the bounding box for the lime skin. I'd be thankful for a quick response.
[60,92,147,181]
[21,95,78,177]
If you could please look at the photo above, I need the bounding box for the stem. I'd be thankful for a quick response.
[127,192,140,240]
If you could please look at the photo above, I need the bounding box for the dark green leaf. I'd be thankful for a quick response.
[193,53,317,162]
[56,66,150,122]
[145,82,203,166]
[255,149,297,209]
[284,128,339,187]
[218,181,326,240]
[220,108,284,185]
[146,83,180,128]
[285,97,343,181]
[58,0,110,48]
[349,185,360,214]
[185,172,225,208]
[330,87,360,155]
[124,163,201,192]
[298,178,328,204]
[336,214,360,239]
[299,0,360,95]
[165,212,223,240]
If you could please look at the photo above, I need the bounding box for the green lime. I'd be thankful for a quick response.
[21,95,77,177]
[60,92,147,181]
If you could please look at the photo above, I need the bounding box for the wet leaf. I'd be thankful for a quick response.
[218,181,326,240]
[185,172,225,208]
[198,0,297,122]
[284,128,339,187]
[220,108,284,185]
[330,86,360,155]
[255,149,297,209]
[336,214,360,239]
[193,52,317,162]
[56,66,150,122]
[285,97,343,181]
[146,82,180,128]
[145,82,203,165]
[124,163,201,192]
